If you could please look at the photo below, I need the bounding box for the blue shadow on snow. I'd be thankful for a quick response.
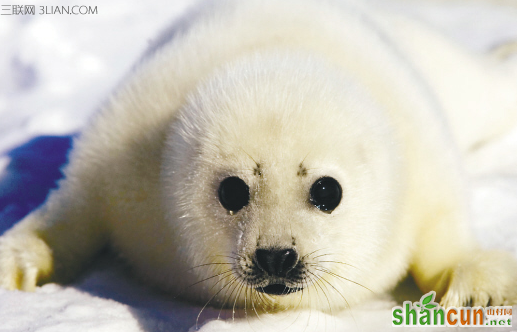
[0,135,74,235]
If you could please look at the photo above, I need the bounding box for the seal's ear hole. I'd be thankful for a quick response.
[309,176,342,213]
[218,176,250,213]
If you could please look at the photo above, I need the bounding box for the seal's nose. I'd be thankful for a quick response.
[255,248,298,277]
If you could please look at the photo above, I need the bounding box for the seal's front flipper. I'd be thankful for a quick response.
[0,182,108,290]
[438,250,517,307]
[410,209,517,307]
[0,216,53,291]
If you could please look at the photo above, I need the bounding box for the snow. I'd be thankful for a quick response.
[1,0,517,331]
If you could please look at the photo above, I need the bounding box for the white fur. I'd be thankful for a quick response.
[1,0,516,312]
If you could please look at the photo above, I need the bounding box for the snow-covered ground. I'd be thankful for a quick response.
[1,0,517,331]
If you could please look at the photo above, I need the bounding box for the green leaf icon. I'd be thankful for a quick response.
[422,293,433,305]
[425,304,437,309]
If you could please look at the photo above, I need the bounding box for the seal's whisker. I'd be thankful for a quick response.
[294,281,305,310]
[315,260,357,269]
[312,253,335,259]
[217,276,240,319]
[307,273,324,332]
[253,290,264,313]
[243,285,251,326]
[231,280,245,321]
[187,262,233,271]
[314,267,373,293]
[210,253,242,261]
[256,289,271,313]
[303,277,313,332]
[196,274,236,329]
[225,277,243,312]
[301,248,328,260]
[173,269,232,301]
[235,281,247,321]
[311,271,333,315]
[239,147,259,169]
[283,296,305,331]
[320,276,334,319]
[235,281,247,317]
[249,288,264,321]
[317,277,331,332]
[186,269,233,289]
[315,273,349,309]
[318,274,358,327]
[300,152,311,168]
[306,272,321,307]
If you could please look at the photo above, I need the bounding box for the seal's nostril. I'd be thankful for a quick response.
[255,248,298,277]
[281,249,297,272]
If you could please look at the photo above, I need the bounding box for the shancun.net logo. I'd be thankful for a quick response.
[392,291,512,327]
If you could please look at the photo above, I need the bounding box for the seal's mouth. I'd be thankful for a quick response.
[255,284,302,295]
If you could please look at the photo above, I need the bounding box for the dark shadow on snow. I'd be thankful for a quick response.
[0,135,74,235]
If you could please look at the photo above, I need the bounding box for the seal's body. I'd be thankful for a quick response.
[1,0,516,311]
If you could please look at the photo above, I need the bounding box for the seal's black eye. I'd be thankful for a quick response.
[218,176,250,212]
[309,177,342,213]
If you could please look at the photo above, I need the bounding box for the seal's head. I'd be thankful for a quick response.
[161,52,404,311]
